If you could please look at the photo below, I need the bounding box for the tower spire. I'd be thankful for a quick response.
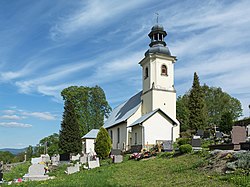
[155,12,159,24]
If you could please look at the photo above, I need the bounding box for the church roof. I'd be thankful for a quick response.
[82,129,99,139]
[104,91,142,129]
[128,108,179,127]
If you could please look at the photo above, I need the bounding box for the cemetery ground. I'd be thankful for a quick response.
[2,152,250,187]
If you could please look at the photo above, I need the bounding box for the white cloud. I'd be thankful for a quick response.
[0,122,32,128]
[2,110,16,115]
[0,115,23,120]
[20,111,57,121]
[49,0,150,40]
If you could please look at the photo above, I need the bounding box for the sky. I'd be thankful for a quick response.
[0,0,250,149]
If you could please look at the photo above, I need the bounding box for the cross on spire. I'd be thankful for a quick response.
[155,12,159,24]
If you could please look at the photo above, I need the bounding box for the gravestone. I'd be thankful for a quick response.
[203,131,210,139]
[51,154,60,166]
[232,126,247,150]
[60,153,70,161]
[41,154,50,163]
[0,161,3,182]
[191,138,202,150]
[31,157,43,165]
[66,163,80,175]
[110,149,122,155]
[247,125,250,137]
[88,157,100,169]
[80,155,88,164]
[215,132,223,139]
[162,140,173,151]
[196,129,204,137]
[113,155,123,163]
[71,154,80,161]
[23,164,49,181]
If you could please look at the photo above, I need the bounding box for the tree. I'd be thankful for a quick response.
[61,85,111,136]
[0,151,14,163]
[202,84,242,128]
[26,145,33,160]
[176,95,190,132]
[35,133,60,156]
[59,101,82,154]
[94,127,112,159]
[219,112,234,134]
[188,72,207,130]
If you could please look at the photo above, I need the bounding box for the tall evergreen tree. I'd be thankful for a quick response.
[188,72,206,130]
[59,101,82,154]
[95,127,112,159]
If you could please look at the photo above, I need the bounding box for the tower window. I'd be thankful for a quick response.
[161,65,168,76]
[110,130,113,142]
[145,67,149,79]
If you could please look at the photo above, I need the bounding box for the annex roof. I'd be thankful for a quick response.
[104,91,142,129]
[82,129,99,139]
[128,108,179,127]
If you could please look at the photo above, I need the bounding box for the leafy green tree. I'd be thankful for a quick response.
[202,84,242,128]
[95,127,112,159]
[35,133,60,156]
[219,112,234,134]
[61,85,111,136]
[0,151,14,163]
[177,95,190,132]
[26,145,33,160]
[59,101,82,154]
[188,72,207,130]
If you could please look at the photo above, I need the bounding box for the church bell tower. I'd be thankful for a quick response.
[139,23,177,119]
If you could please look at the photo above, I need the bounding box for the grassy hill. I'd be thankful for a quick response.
[3,153,250,187]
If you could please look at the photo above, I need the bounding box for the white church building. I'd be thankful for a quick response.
[103,23,180,152]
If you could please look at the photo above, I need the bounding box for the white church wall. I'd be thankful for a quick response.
[173,124,180,142]
[108,122,127,150]
[152,90,176,118]
[143,112,173,146]
[82,139,96,154]
[131,125,143,146]
[141,91,153,115]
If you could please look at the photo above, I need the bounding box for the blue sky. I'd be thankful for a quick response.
[0,0,250,149]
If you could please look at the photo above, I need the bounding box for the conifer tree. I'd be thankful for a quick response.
[59,101,82,154]
[95,127,112,159]
[188,72,206,130]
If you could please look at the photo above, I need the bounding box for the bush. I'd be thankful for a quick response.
[95,127,112,159]
[179,144,192,154]
[177,138,191,147]
[157,151,175,159]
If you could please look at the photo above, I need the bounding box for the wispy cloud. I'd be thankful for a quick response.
[0,122,32,128]
[20,111,56,121]
[0,115,24,120]
[49,0,150,40]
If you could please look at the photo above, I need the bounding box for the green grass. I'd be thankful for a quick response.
[3,162,30,181]
[3,154,250,187]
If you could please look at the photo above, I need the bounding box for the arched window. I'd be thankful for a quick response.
[110,130,113,142]
[145,67,149,79]
[117,128,120,143]
[161,65,167,76]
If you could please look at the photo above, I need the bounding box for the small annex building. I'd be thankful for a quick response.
[103,23,180,152]
[82,129,99,154]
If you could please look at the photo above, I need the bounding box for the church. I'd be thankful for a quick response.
[103,23,180,152]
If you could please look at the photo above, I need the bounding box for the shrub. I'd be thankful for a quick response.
[177,138,191,147]
[179,144,192,154]
[157,151,175,159]
[95,127,112,159]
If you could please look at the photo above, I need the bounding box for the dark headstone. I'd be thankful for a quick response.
[110,149,122,155]
[131,145,142,153]
[162,140,173,151]
[203,131,210,139]
[196,129,204,137]
[215,132,223,138]
[191,139,201,148]
[0,161,3,181]
[60,153,70,161]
